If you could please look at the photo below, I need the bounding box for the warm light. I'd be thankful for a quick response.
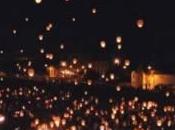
[27,68,35,77]
[87,80,92,86]
[110,73,115,80]
[100,41,106,48]
[47,66,56,78]
[136,19,144,28]
[125,59,130,66]
[13,29,17,34]
[88,63,93,69]
[60,44,64,50]
[117,44,122,50]
[35,0,42,4]
[0,114,5,124]
[147,65,152,70]
[60,61,67,67]
[0,50,4,54]
[116,36,122,43]
[92,8,97,14]
[72,17,76,22]
[73,58,78,65]
[40,48,45,54]
[46,23,53,31]
[46,53,54,60]
[38,34,44,41]
[114,58,120,65]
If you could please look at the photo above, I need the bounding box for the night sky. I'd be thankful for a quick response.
[1,0,175,70]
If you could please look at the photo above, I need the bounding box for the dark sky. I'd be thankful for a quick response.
[1,0,175,69]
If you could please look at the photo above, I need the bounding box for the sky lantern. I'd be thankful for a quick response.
[46,53,54,60]
[35,0,42,4]
[136,19,144,28]
[116,36,122,44]
[47,66,56,78]
[73,58,78,65]
[125,59,130,66]
[0,114,5,124]
[60,61,67,67]
[88,63,93,69]
[114,58,120,65]
[38,34,44,41]
[60,44,64,50]
[27,68,35,77]
[100,41,106,48]
[92,8,97,14]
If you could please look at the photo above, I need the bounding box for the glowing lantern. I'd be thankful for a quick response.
[125,59,130,66]
[88,63,93,69]
[13,29,17,34]
[35,0,42,4]
[100,41,106,48]
[38,34,44,41]
[27,68,35,77]
[117,44,122,50]
[116,36,122,43]
[60,61,67,67]
[60,44,64,50]
[0,114,5,124]
[72,17,76,22]
[147,65,152,70]
[0,50,4,54]
[87,80,92,86]
[110,73,115,80]
[73,58,78,64]
[47,66,56,78]
[114,58,120,65]
[46,53,54,60]
[92,8,97,14]
[136,19,144,28]
[40,48,45,54]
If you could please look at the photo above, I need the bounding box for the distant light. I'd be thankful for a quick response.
[116,86,121,92]
[88,63,93,69]
[0,50,4,54]
[40,48,45,54]
[25,17,29,22]
[73,58,78,65]
[123,65,127,70]
[28,61,32,67]
[72,17,76,22]
[38,34,44,41]
[46,53,54,60]
[136,19,144,28]
[27,68,35,77]
[165,92,170,97]
[101,74,105,79]
[117,44,122,50]
[35,0,42,4]
[147,65,152,70]
[116,36,122,43]
[13,29,17,34]
[92,8,97,14]
[46,23,53,31]
[100,41,106,48]
[60,61,67,67]
[0,114,5,124]
[110,73,115,80]
[114,58,120,65]
[60,44,64,50]
[87,80,92,86]
[20,49,24,54]
[125,59,130,66]
[0,77,4,82]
